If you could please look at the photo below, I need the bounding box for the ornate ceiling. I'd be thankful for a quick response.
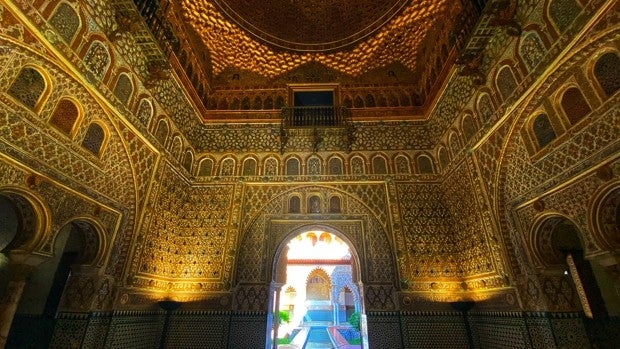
[208,0,410,52]
[179,0,476,82]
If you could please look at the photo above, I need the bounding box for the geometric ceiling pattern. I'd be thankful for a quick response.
[182,0,471,79]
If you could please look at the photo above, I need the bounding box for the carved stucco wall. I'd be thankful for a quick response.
[234,183,398,312]
[0,3,156,312]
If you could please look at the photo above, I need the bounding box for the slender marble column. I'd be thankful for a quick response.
[272,284,282,349]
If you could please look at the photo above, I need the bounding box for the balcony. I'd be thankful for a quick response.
[281,106,350,128]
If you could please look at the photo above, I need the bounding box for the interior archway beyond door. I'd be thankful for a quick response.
[269,226,368,349]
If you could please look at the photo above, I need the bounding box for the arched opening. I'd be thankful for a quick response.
[17,219,100,319]
[417,154,435,174]
[0,191,41,255]
[49,98,81,137]
[49,2,80,44]
[81,122,106,156]
[531,113,557,149]
[242,157,258,176]
[0,194,22,253]
[0,191,46,347]
[10,219,102,347]
[535,217,609,319]
[8,67,49,110]
[269,229,366,348]
[560,87,591,125]
[593,51,620,98]
[371,155,387,174]
[590,186,620,316]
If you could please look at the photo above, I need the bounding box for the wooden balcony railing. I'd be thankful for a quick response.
[281,106,350,128]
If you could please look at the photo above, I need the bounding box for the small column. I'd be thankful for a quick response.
[0,264,36,349]
[272,284,283,349]
[358,282,369,349]
[333,301,339,324]
[566,251,608,319]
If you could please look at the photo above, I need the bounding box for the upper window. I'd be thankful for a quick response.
[287,84,339,127]
[81,122,106,156]
[532,113,557,149]
[286,157,300,175]
[113,73,133,106]
[327,157,343,175]
[417,155,435,174]
[372,155,387,174]
[496,66,518,102]
[8,67,47,110]
[197,158,214,176]
[593,52,620,98]
[560,87,591,125]
[242,158,257,176]
[50,99,80,136]
[49,3,80,44]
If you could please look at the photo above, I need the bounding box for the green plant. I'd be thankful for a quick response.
[277,337,292,344]
[278,310,290,324]
[348,338,362,345]
[347,312,360,332]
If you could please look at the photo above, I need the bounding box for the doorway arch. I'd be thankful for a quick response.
[531,214,609,318]
[233,184,398,349]
[268,225,368,349]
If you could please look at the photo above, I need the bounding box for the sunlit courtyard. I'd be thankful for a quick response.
[273,231,364,349]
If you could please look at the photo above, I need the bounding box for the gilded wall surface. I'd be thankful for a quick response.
[0,0,618,348]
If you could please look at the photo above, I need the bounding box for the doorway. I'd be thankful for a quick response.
[269,229,366,348]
